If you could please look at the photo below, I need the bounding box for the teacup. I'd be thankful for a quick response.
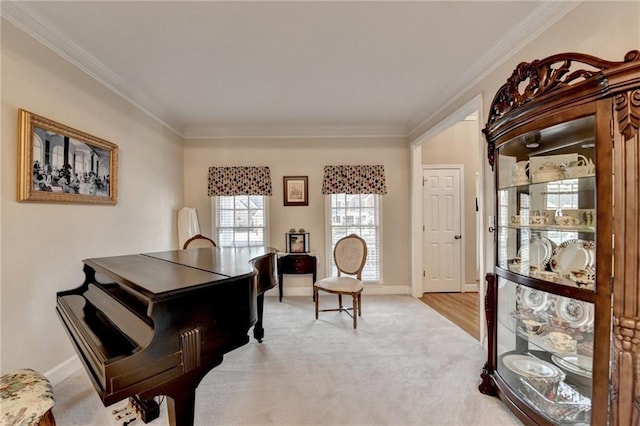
[555,216,581,226]
[511,310,548,335]
[529,216,549,225]
[507,257,522,273]
[548,331,577,352]
[522,318,547,334]
[570,268,595,284]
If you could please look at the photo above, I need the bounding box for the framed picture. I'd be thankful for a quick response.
[283,176,308,206]
[17,109,118,204]
[286,232,310,253]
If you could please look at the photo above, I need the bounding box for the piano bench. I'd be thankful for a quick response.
[0,368,56,426]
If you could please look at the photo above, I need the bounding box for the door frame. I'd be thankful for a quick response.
[410,94,487,343]
[422,164,465,294]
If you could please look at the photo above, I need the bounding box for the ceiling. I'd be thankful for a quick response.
[2,1,578,139]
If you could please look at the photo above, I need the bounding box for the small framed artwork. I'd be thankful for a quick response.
[17,109,118,204]
[283,176,308,206]
[286,232,310,253]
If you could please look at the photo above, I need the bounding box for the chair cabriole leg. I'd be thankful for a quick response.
[352,294,358,329]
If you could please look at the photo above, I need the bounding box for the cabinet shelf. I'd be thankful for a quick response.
[501,224,595,233]
[498,175,595,191]
[497,268,596,303]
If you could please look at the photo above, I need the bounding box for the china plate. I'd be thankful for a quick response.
[549,239,595,274]
[555,296,594,329]
[551,354,593,378]
[516,286,551,313]
[518,235,554,268]
[502,354,563,378]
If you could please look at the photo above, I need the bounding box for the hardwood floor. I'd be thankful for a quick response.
[419,292,480,340]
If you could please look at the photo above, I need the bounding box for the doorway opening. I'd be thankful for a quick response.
[422,165,464,293]
[410,94,487,343]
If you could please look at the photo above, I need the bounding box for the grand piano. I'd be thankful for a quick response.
[56,246,277,426]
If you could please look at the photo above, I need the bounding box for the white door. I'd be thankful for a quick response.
[423,167,462,293]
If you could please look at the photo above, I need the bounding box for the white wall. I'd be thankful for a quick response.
[0,21,184,374]
[183,137,412,294]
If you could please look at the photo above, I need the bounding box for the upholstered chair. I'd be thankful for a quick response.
[313,234,367,329]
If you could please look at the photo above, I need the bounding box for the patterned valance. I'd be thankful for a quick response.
[208,166,273,196]
[322,165,387,195]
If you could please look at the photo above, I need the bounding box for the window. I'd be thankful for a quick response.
[213,195,268,247]
[326,193,382,282]
[544,179,580,244]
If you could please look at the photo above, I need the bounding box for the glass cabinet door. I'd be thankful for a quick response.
[493,115,598,424]
[496,115,596,291]
[495,278,594,424]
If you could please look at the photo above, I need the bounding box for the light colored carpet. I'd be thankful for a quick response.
[53,295,521,425]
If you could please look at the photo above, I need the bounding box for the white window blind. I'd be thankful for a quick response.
[214,195,268,247]
[327,193,382,282]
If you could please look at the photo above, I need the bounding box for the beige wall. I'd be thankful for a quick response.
[411,1,640,278]
[183,137,412,293]
[0,21,184,374]
[422,118,479,287]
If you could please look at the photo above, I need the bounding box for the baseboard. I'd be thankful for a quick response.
[45,355,81,386]
[265,284,411,298]
[463,283,479,293]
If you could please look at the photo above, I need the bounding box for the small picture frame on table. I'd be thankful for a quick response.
[286,232,310,253]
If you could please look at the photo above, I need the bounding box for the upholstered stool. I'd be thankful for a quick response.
[0,368,55,426]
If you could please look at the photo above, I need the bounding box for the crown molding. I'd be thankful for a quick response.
[1,2,407,140]
[1,2,185,136]
[182,124,409,140]
[2,1,580,141]
[407,0,581,141]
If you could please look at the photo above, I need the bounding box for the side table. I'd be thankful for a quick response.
[277,253,317,301]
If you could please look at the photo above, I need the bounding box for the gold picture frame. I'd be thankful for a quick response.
[283,176,308,206]
[17,109,118,204]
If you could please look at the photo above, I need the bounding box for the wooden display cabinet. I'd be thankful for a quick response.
[479,51,640,425]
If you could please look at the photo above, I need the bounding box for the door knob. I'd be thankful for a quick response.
[454,235,462,239]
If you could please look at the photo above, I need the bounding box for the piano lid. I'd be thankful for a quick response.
[83,247,274,300]
[84,254,233,300]
[144,246,274,278]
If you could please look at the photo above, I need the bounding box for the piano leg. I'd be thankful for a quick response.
[253,292,265,343]
[166,387,196,426]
